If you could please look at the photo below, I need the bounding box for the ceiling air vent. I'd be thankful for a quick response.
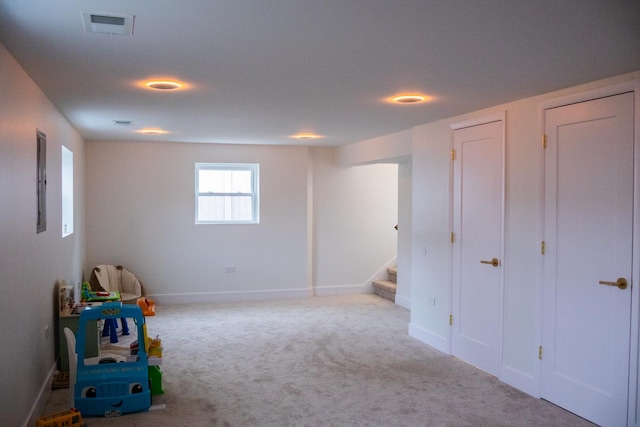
[113,120,135,127]
[82,12,134,36]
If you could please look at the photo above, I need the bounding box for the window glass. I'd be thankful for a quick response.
[195,163,259,224]
[62,145,74,237]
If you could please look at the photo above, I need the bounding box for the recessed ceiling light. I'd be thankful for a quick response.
[290,133,324,140]
[137,128,168,135]
[145,81,182,91]
[392,95,428,104]
[136,78,191,91]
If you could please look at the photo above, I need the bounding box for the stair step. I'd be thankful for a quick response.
[372,279,396,302]
[387,266,397,283]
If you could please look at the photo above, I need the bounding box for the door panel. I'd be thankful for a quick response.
[541,92,634,427]
[452,120,504,376]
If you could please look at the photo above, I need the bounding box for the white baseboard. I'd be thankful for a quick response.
[24,362,57,427]
[500,365,540,399]
[408,322,450,354]
[313,284,370,296]
[149,288,313,304]
[365,256,397,285]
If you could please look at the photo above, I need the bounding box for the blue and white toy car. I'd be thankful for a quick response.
[75,302,151,417]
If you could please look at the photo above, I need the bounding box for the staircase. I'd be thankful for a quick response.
[372,266,397,302]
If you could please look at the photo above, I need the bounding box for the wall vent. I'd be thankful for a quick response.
[113,120,135,127]
[82,12,134,36]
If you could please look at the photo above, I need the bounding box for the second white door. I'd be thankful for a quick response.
[541,92,634,427]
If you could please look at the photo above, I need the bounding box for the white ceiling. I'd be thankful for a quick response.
[1,1,639,146]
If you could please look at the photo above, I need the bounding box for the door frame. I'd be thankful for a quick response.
[537,80,640,426]
[449,112,506,376]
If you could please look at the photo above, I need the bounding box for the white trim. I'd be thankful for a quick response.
[149,288,312,304]
[500,365,540,399]
[450,111,506,131]
[23,362,57,427]
[630,80,640,427]
[408,322,449,354]
[314,284,370,296]
[539,80,638,111]
[313,257,398,297]
[361,256,397,291]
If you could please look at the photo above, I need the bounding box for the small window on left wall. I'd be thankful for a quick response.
[61,145,73,237]
[36,130,47,233]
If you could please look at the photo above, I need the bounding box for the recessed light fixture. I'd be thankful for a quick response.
[391,94,430,104]
[137,128,168,135]
[290,133,324,140]
[136,78,191,91]
[384,92,433,105]
[145,81,182,91]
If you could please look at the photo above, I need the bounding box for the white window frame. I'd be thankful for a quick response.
[195,163,260,224]
[61,145,74,237]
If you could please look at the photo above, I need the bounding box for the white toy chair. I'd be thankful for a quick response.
[91,265,144,304]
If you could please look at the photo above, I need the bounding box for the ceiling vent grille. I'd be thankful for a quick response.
[82,12,134,36]
[113,120,135,127]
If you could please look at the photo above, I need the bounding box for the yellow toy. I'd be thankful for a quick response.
[36,408,86,427]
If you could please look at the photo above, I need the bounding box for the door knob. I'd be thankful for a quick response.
[480,258,500,267]
[598,277,628,290]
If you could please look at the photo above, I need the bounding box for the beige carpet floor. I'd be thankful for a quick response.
[43,294,594,426]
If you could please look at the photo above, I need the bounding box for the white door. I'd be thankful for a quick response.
[452,119,504,376]
[541,92,634,427]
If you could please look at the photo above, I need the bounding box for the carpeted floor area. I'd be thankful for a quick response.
[43,294,594,426]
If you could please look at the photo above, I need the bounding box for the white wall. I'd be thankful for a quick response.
[85,143,399,302]
[311,147,398,294]
[335,128,412,166]
[335,129,414,307]
[86,141,311,302]
[337,70,640,419]
[409,72,640,398]
[395,161,412,309]
[0,43,86,427]
[408,121,453,350]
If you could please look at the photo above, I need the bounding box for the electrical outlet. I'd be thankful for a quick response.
[226,266,236,274]
[428,296,436,306]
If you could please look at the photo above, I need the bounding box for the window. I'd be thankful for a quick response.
[36,130,47,233]
[61,145,74,237]
[195,163,259,224]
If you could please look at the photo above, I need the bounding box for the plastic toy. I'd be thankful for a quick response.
[74,302,151,417]
[137,297,156,316]
[81,281,120,302]
[101,317,130,343]
[148,335,163,358]
[36,408,86,427]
